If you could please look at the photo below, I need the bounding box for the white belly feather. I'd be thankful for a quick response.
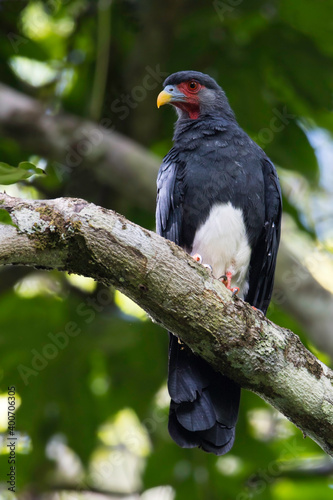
[191,202,251,297]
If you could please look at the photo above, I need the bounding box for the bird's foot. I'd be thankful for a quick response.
[192,254,213,273]
[219,271,232,288]
[219,272,239,295]
[192,253,202,263]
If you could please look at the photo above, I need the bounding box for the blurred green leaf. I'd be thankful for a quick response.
[265,121,320,185]
[0,161,44,185]
[0,208,16,226]
[279,0,333,57]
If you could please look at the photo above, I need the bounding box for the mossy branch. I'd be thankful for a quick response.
[1,83,333,359]
[1,192,333,456]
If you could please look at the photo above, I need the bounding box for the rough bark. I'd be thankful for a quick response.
[1,83,332,357]
[1,193,333,456]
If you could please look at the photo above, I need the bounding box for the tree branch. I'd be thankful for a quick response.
[1,83,332,357]
[1,193,333,456]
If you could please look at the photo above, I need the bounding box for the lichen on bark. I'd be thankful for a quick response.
[0,192,333,456]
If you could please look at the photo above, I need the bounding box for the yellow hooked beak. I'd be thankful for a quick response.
[157,90,173,108]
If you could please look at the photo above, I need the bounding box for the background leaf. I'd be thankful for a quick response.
[0,161,44,185]
[0,208,16,226]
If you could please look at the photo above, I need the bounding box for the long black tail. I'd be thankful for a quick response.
[167,334,240,455]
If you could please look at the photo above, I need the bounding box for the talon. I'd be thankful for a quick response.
[219,271,232,289]
[192,253,202,264]
[219,271,239,295]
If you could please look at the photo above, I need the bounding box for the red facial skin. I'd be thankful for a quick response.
[173,81,204,120]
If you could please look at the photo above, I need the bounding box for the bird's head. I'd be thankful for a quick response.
[157,71,235,121]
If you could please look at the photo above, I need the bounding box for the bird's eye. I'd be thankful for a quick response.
[187,80,199,92]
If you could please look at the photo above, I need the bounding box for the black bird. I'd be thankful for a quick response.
[156,71,282,455]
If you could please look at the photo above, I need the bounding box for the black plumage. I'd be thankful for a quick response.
[156,71,281,455]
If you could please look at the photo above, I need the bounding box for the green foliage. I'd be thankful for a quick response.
[0,162,44,185]
[0,209,16,226]
[0,0,333,498]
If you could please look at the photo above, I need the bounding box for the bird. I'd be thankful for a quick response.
[156,71,282,455]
